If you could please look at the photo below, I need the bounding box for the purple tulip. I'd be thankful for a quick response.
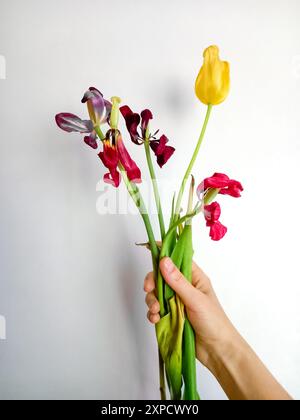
[81,87,111,126]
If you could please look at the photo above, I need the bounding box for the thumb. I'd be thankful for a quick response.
[159,257,200,308]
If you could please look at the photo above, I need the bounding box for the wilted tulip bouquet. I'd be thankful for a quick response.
[55,46,243,400]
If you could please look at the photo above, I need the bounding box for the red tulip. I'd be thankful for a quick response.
[197,173,243,241]
[120,105,175,167]
[98,130,141,188]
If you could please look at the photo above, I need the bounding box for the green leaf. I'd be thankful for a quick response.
[182,319,198,400]
[155,294,185,400]
[179,225,199,400]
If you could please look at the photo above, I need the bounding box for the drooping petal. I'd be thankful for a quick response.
[197,173,243,199]
[81,87,105,125]
[199,174,242,240]
[98,141,121,187]
[55,113,93,133]
[116,134,142,183]
[103,170,121,187]
[220,179,244,197]
[104,99,112,124]
[150,135,175,167]
[120,105,142,144]
[204,202,227,240]
[140,109,153,137]
[156,145,175,168]
[98,141,119,169]
[209,221,228,241]
[204,173,231,189]
[204,202,221,224]
[150,134,167,155]
[84,131,98,149]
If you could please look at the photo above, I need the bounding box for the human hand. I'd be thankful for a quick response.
[145,257,292,400]
[144,257,238,369]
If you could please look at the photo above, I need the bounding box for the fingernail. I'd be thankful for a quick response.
[163,257,174,274]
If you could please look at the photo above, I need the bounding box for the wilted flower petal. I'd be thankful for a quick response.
[197,173,243,199]
[219,179,244,198]
[55,113,93,133]
[204,202,227,241]
[104,99,112,123]
[81,87,107,125]
[209,221,228,241]
[117,134,142,183]
[150,135,175,167]
[84,131,98,149]
[204,202,221,224]
[120,105,142,144]
[140,109,153,137]
[98,140,120,187]
[120,105,175,167]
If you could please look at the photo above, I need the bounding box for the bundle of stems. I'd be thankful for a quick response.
[122,105,212,400]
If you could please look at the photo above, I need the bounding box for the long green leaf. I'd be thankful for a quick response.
[180,225,199,400]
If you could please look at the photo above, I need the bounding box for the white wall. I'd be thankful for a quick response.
[0,0,300,400]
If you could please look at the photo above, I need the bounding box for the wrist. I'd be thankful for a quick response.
[200,325,246,376]
[200,327,293,401]
[199,327,250,400]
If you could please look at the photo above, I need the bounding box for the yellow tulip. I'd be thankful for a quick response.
[195,45,230,105]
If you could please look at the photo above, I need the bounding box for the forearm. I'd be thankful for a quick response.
[204,329,292,401]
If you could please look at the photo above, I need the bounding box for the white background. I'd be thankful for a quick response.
[0,0,300,400]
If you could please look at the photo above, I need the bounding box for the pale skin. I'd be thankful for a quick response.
[144,257,293,401]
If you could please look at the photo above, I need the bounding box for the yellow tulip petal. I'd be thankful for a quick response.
[195,45,230,105]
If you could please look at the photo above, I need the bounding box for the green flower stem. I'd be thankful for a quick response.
[143,129,166,406]
[120,167,165,399]
[174,104,212,219]
[94,125,105,141]
[186,176,195,224]
[144,140,166,240]
[120,167,159,264]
